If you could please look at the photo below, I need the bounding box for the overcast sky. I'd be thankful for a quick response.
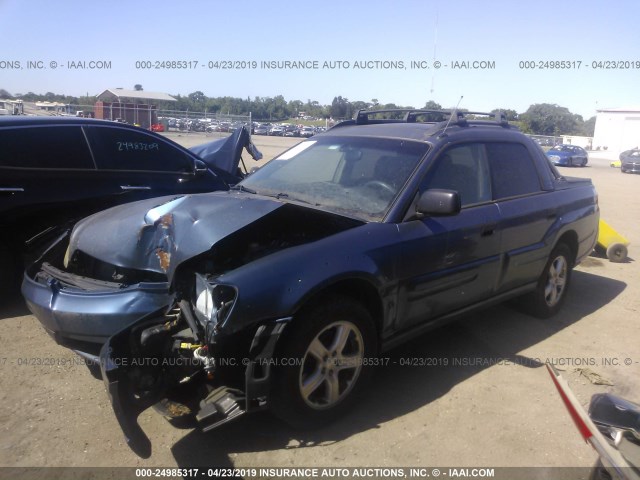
[1,0,639,118]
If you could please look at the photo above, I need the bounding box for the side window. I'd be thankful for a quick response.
[85,126,194,172]
[0,126,94,169]
[487,143,542,199]
[421,143,491,207]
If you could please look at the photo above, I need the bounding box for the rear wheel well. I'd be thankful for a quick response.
[556,231,578,265]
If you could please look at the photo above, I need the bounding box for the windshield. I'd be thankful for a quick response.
[239,136,429,221]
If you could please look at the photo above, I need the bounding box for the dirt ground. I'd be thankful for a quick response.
[1,135,638,477]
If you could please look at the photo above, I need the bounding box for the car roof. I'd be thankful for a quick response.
[321,120,525,143]
[0,116,141,129]
[321,109,525,143]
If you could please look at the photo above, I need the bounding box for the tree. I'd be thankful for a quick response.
[520,103,578,136]
[491,108,518,121]
[423,100,442,110]
[134,84,143,91]
[580,116,596,137]
[0,88,12,98]
[188,90,206,105]
[330,96,350,119]
[421,100,445,121]
[351,101,369,112]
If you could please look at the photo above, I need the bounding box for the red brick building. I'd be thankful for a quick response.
[94,88,176,129]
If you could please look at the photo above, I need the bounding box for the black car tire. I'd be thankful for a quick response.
[271,295,377,429]
[523,243,573,319]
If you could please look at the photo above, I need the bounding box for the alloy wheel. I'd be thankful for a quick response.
[544,255,568,307]
[299,321,364,410]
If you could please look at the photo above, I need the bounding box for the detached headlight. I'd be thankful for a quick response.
[193,273,238,327]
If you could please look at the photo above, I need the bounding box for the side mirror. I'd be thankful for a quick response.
[194,159,208,175]
[416,189,461,216]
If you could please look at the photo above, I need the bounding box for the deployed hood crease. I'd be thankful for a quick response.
[68,192,283,282]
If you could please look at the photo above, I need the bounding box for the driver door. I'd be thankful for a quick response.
[395,142,503,331]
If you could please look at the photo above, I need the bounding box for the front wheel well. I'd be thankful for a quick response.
[293,279,383,340]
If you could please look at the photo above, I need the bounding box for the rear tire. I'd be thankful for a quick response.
[271,295,377,429]
[523,243,573,319]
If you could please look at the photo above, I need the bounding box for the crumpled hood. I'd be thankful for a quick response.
[68,191,282,281]
[189,126,262,174]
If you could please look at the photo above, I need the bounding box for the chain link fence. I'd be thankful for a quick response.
[17,102,252,133]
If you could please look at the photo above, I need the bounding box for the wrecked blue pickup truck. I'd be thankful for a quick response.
[24,110,599,457]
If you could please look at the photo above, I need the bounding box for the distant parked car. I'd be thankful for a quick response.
[619,148,640,174]
[268,125,285,136]
[150,123,164,132]
[546,145,588,167]
[284,125,300,137]
[0,117,261,291]
[254,123,270,135]
[300,126,315,137]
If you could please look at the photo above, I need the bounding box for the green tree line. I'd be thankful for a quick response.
[0,88,595,136]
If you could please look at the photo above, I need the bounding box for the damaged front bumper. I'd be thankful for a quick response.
[99,306,289,458]
[22,232,174,357]
[23,262,172,356]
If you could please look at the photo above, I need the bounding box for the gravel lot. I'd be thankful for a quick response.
[1,135,638,477]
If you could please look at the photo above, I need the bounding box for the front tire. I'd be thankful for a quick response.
[524,243,573,318]
[271,295,377,428]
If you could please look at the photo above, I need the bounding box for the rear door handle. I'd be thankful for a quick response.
[481,228,495,237]
[120,185,151,191]
[0,187,25,193]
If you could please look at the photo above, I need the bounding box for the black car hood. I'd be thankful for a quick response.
[68,191,282,281]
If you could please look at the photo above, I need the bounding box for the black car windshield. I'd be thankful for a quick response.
[239,136,429,221]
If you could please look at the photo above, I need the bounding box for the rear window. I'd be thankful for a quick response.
[0,126,94,169]
[85,126,194,172]
[487,143,542,199]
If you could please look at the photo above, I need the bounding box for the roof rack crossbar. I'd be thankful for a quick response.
[355,109,450,125]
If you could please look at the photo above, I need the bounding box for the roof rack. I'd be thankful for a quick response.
[341,108,510,128]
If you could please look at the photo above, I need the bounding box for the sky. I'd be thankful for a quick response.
[1,0,639,118]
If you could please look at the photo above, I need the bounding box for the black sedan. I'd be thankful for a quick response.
[23,110,598,457]
[0,117,260,291]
